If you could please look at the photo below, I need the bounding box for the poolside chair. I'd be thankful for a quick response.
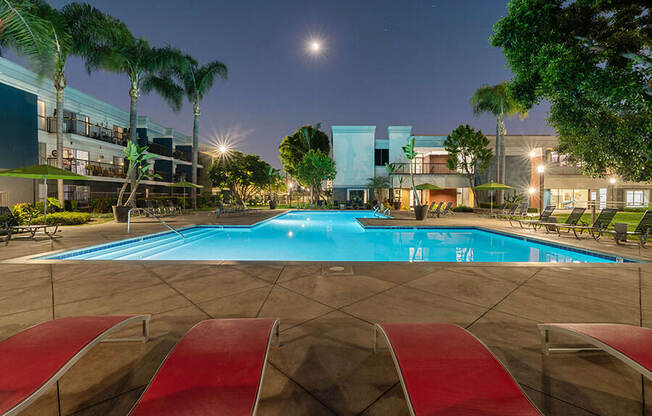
[510,205,555,228]
[440,201,453,216]
[427,201,442,218]
[538,323,651,380]
[345,200,352,209]
[0,206,59,241]
[537,207,586,235]
[495,203,518,220]
[605,210,651,247]
[0,315,150,416]
[490,202,508,218]
[552,208,618,240]
[128,318,279,416]
[374,323,542,415]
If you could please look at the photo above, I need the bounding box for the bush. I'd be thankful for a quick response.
[89,198,117,213]
[11,203,39,225]
[452,205,474,212]
[31,212,91,225]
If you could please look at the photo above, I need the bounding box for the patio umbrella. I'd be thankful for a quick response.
[169,181,203,209]
[0,164,88,224]
[474,182,513,215]
[415,183,442,190]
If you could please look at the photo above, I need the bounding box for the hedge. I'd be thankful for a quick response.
[31,212,91,225]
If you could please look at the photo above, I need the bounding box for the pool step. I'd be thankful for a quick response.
[112,228,218,260]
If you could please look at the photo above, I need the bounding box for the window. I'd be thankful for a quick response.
[626,190,649,207]
[374,149,389,166]
[37,100,46,130]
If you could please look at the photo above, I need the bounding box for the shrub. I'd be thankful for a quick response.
[452,205,474,212]
[11,203,39,225]
[89,198,117,213]
[31,212,91,225]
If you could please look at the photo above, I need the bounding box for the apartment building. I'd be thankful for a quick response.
[0,57,202,207]
[331,125,651,210]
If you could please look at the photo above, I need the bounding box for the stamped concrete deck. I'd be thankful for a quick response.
[0,210,650,415]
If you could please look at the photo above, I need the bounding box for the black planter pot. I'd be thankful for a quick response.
[413,204,428,220]
[112,205,130,223]
[269,200,277,210]
[393,201,401,210]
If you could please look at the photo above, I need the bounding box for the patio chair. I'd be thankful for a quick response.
[537,207,586,235]
[495,203,518,220]
[551,208,618,240]
[374,323,542,415]
[440,201,453,216]
[509,205,555,228]
[0,206,59,241]
[0,315,150,416]
[538,323,651,380]
[490,202,508,218]
[604,210,651,247]
[345,200,352,209]
[128,318,280,416]
[427,201,442,218]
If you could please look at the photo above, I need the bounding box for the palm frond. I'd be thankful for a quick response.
[0,0,53,70]
[195,59,228,99]
[142,74,184,112]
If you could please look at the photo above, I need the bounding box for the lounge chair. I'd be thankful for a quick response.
[550,208,618,240]
[128,318,279,416]
[605,210,651,247]
[0,315,150,416]
[537,207,586,235]
[491,202,508,218]
[495,203,518,220]
[0,206,59,241]
[440,201,453,216]
[427,201,442,218]
[538,323,651,380]
[510,205,555,228]
[374,323,541,415]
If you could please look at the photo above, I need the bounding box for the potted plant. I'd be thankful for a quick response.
[402,138,427,220]
[112,142,160,222]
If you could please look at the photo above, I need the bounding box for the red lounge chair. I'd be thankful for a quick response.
[0,315,150,416]
[375,323,541,415]
[538,323,652,380]
[128,318,280,416]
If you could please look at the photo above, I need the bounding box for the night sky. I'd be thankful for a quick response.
[42,0,553,167]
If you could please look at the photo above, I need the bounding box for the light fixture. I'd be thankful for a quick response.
[529,150,536,158]
[537,165,545,174]
[528,187,536,194]
[609,177,617,184]
[218,144,228,154]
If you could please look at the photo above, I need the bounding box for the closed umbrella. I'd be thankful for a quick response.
[474,182,513,215]
[0,165,88,224]
[169,181,203,210]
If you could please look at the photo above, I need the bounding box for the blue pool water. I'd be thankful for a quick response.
[43,210,616,263]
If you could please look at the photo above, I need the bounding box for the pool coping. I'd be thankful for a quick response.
[20,210,642,263]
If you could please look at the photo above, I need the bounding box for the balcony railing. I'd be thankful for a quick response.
[389,162,458,175]
[48,157,126,179]
[147,141,171,157]
[46,117,129,147]
[172,149,191,162]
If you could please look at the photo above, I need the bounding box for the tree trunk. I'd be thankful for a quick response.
[192,101,200,210]
[500,115,506,203]
[128,81,139,206]
[55,72,66,203]
[410,160,420,207]
[468,176,478,207]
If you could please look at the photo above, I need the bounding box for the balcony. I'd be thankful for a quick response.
[389,162,458,175]
[46,117,129,147]
[172,149,192,162]
[48,157,126,179]
[147,141,171,157]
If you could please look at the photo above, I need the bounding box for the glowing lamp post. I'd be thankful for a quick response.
[537,164,545,213]
[609,177,617,208]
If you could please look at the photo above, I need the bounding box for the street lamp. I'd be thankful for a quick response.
[287,182,293,207]
[609,177,617,208]
[537,164,545,213]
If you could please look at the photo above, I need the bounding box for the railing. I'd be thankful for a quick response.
[172,149,192,162]
[48,157,126,179]
[389,162,458,175]
[46,117,129,147]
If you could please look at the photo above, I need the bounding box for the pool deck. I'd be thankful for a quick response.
[1,210,650,415]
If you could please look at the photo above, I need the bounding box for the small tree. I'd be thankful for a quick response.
[366,176,389,203]
[209,151,270,203]
[443,125,493,207]
[266,166,282,202]
[296,150,336,205]
[116,142,160,207]
[402,138,422,207]
[279,124,330,178]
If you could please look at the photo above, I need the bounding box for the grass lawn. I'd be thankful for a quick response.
[553,212,644,231]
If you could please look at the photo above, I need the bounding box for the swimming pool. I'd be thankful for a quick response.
[42,210,620,263]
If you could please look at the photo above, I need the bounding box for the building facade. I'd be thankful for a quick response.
[331,125,651,210]
[0,57,203,207]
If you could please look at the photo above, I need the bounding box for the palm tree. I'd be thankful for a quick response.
[78,20,184,195]
[0,0,52,68]
[471,81,528,203]
[171,55,228,209]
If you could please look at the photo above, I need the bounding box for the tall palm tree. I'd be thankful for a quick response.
[0,0,52,68]
[471,82,528,203]
[78,20,184,195]
[171,55,228,209]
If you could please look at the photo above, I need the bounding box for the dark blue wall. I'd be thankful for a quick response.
[0,83,38,168]
[176,164,191,180]
[176,145,192,154]
[154,159,173,182]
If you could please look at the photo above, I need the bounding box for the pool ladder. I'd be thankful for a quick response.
[127,208,185,240]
